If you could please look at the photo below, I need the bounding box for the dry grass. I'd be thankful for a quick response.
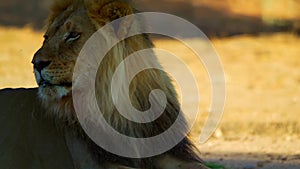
[154,33,300,140]
[212,34,300,135]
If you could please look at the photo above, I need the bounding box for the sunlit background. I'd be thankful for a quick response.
[0,0,299,168]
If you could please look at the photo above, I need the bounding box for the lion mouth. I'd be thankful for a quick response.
[39,80,72,88]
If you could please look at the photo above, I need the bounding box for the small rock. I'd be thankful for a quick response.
[281,156,287,161]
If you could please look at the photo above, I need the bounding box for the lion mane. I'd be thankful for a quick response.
[31,0,209,168]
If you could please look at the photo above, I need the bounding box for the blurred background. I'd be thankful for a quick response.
[0,0,299,168]
[1,0,300,34]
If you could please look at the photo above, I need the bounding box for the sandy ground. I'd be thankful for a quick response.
[0,27,299,169]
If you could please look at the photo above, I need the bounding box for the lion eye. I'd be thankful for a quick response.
[65,32,81,43]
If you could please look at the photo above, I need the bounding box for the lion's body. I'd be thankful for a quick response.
[0,88,75,169]
[30,0,209,168]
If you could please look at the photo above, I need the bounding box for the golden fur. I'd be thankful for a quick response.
[32,0,209,168]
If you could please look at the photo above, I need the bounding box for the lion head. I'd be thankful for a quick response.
[32,0,142,123]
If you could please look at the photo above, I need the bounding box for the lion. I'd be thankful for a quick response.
[31,0,210,168]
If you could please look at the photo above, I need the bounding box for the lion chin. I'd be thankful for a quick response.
[37,85,76,123]
[31,0,209,169]
[38,85,70,100]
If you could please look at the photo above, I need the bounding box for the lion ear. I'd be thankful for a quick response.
[98,1,134,38]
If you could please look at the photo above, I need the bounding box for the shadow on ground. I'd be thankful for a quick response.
[203,152,300,169]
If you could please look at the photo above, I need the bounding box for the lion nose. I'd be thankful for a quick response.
[33,60,51,73]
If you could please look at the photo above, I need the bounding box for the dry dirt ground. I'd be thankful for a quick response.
[0,27,299,169]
